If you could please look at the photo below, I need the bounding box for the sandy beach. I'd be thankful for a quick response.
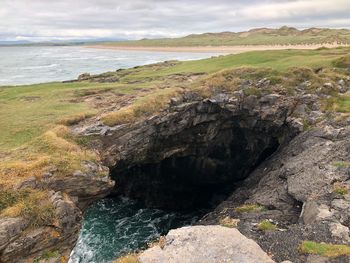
[87,43,349,53]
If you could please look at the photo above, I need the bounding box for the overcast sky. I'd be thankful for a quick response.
[1,0,350,41]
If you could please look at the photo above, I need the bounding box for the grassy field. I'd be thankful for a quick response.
[0,47,349,225]
[102,27,350,47]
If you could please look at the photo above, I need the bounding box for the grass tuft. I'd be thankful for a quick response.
[33,250,60,263]
[57,112,95,126]
[234,204,265,213]
[332,183,349,196]
[299,241,350,257]
[332,161,350,168]
[258,220,277,231]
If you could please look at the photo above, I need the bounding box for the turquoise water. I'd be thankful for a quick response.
[69,198,201,263]
[0,46,218,86]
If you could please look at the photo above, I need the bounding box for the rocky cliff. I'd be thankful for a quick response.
[1,67,349,263]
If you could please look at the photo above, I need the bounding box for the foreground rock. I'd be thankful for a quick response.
[139,225,276,263]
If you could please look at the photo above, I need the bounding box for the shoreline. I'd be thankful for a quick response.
[87,43,350,53]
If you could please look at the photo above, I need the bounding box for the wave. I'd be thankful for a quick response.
[19,64,59,70]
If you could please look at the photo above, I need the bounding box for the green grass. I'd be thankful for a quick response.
[122,48,349,81]
[333,162,350,168]
[299,241,350,257]
[258,220,277,231]
[234,204,266,213]
[324,94,350,115]
[102,27,350,47]
[33,250,60,263]
[0,81,145,150]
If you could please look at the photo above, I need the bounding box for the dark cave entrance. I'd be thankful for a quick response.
[109,111,289,212]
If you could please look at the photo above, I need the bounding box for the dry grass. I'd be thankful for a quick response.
[299,241,350,257]
[57,112,95,126]
[219,216,240,228]
[102,87,183,126]
[333,55,350,68]
[0,125,98,186]
[114,253,139,263]
[1,189,55,227]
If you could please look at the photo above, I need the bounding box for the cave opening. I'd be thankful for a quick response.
[109,113,288,212]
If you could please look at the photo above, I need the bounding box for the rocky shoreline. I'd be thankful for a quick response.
[1,67,349,262]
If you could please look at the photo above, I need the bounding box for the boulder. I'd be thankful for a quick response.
[300,201,334,225]
[138,226,275,263]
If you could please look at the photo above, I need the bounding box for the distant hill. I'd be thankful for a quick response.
[102,26,350,47]
[0,38,126,47]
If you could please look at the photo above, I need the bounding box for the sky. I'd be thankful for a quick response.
[1,0,350,42]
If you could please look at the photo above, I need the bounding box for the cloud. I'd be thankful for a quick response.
[0,0,349,41]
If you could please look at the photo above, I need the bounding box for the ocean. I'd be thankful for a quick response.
[0,46,218,86]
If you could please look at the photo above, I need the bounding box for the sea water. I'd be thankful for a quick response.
[69,198,202,263]
[0,46,218,86]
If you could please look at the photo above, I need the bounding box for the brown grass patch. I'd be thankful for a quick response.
[57,112,95,126]
[1,189,55,227]
[102,87,183,126]
[114,253,139,263]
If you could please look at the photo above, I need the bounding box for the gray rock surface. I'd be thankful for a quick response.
[139,226,275,263]
[0,218,28,250]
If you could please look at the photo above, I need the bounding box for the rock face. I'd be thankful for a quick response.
[139,225,275,263]
[200,126,350,262]
[0,162,114,262]
[97,93,301,209]
[74,76,349,262]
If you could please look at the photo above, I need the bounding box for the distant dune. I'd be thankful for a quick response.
[93,26,350,50]
[89,43,350,53]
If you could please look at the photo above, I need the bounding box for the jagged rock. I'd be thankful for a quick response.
[43,166,114,209]
[14,176,38,190]
[1,227,61,262]
[0,192,82,262]
[0,218,28,250]
[242,95,258,110]
[138,226,275,263]
[259,94,281,106]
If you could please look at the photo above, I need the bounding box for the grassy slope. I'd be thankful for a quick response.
[102,27,350,47]
[1,48,349,151]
